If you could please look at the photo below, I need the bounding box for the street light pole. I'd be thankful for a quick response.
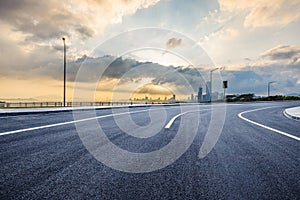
[268,81,275,97]
[210,68,219,102]
[62,37,66,107]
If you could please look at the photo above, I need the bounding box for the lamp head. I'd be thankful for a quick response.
[210,67,219,72]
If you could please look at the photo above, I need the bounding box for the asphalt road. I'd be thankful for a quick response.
[0,101,299,199]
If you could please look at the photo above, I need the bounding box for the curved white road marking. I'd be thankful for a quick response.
[238,106,300,141]
[164,108,211,129]
[164,112,187,129]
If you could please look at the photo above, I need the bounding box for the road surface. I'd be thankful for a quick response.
[1,101,299,199]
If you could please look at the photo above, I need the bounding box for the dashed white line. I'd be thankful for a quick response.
[238,107,300,141]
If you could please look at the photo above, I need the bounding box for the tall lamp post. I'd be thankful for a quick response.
[210,68,219,102]
[62,37,66,107]
[268,81,275,97]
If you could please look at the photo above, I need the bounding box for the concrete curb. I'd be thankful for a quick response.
[283,106,300,121]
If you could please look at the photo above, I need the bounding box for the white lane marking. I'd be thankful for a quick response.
[0,109,152,136]
[238,106,300,141]
[0,105,206,136]
[0,103,245,136]
[164,108,212,129]
[164,112,187,129]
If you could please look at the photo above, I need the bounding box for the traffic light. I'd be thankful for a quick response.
[223,81,228,89]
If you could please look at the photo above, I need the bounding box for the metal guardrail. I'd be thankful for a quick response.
[1,102,136,108]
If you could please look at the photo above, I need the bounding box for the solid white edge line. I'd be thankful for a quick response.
[0,103,247,136]
[0,105,208,136]
[0,109,148,136]
[238,106,300,141]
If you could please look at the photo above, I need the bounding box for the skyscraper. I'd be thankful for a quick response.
[197,87,203,103]
[206,81,210,102]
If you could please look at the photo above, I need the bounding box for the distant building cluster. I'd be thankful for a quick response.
[130,81,227,104]
[188,81,224,103]
[130,94,176,104]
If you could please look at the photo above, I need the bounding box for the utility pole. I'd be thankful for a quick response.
[62,37,66,107]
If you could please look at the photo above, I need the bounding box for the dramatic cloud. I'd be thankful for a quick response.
[0,0,162,100]
[30,54,206,95]
[0,0,160,41]
[219,0,300,28]
[2,48,299,96]
[222,45,300,95]
[1,1,299,99]
[0,0,161,79]
[261,45,300,61]
[222,62,300,95]
[62,51,300,96]
[134,84,173,95]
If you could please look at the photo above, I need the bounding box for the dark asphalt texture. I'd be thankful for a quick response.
[0,101,299,199]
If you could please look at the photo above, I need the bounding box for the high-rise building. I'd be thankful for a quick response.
[197,87,203,103]
[203,94,207,102]
[205,81,210,102]
[191,94,194,102]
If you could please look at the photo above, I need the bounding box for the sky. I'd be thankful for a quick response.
[0,0,300,101]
